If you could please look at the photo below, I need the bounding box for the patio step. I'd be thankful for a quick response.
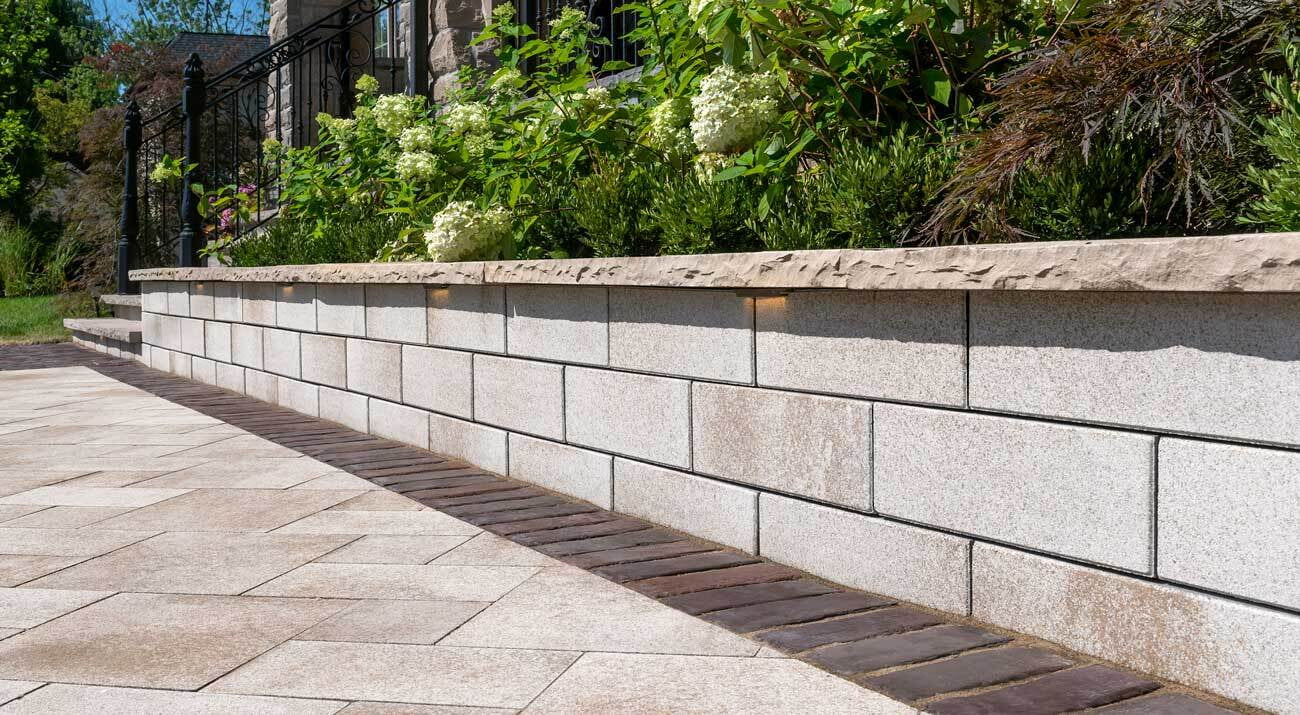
[64,318,142,360]
[96,294,142,320]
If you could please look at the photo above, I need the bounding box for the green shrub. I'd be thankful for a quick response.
[228,211,410,267]
[650,173,767,255]
[1245,43,1300,231]
[0,219,74,297]
[572,163,664,257]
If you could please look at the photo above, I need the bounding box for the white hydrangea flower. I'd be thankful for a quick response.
[374,94,424,135]
[399,125,437,152]
[647,97,695,158]
[554,87,617,120]
[694,151,732,179]
[690,65,780,154]
[316,112,356,142]
[395,151,439,181]
[354,74,380,96]
[443,102,490,135]
[423,201,512,262]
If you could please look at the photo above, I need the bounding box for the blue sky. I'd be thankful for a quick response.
[94,0,269,37]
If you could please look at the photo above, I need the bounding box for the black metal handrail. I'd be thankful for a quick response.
[117,0,414,292]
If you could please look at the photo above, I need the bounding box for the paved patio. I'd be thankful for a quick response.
[0,365,913,713]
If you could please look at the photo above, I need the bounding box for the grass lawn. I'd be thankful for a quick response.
[0,295,96,345]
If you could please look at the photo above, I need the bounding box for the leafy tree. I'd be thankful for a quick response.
[104,0,269,47]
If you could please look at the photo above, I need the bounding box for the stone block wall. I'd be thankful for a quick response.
[136,278,1300,713]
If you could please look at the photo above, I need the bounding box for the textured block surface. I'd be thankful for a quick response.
[427,286,505,353]
[609,288,752,382]
[971,291,1300,446]
[693,384,871,509]
[509,434,612,508]
[759,494,970,614]
[401,345,473,418]
[298,333,346,389]
[345,339,401,402]
[315,283,365,337]
[756,290,966,405]
[565,368,690,468]
[241,283,277,326]
[972,543,1300,713]
[613,459,757,552]
[364,284,426,344]
[262,328,301,379]
[230,324,264,370]
[188,283,215,319]
[245,369,278,403]
[179,318,205,356]
[1158,438,1300,610]
[216,362,245,393]
[875,404,1154,572]
[204,321,231,363]
[319,386,368,432]
[277,378,319,417]
[276,284,317,332]
[506,285,608,365]
[368,399,428,449]
[213,282,242,322]
[473,355,563,439]
[429,412,507,474]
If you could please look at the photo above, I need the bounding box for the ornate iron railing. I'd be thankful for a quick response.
[117,0,414,292]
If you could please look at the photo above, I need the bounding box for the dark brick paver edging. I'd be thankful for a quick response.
[0,344,1258,715]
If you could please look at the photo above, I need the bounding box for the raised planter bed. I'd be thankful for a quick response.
[132,232,1300,713]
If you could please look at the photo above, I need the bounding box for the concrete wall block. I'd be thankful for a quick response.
[369,399,429,449]
[315,283,365,337]
[170,351,191,379]
[509,433,612,508]
[189,282,215,319]
[319,386,368,432]
[473,355,564,439]
[401,345,473,418]
[277,378,320,417]
[216,362,245,394]
[214,282,242,322]
[149,346,171,372]
[972,543,1300,713]
[1158,438,1300,610]
[565,367,690,468]
[189,356,217,387]
[276,283,318,332]
[179,318,206,357]
[301,333,347,389]
[165,281,190,316]
[609,287,753,383]
[427,285,505,353]
[506,285,608,365]
[346,338,402,402]
[241,283,277,326]
[142,283,168,314]
[142,312,162,346]
[692,383,871,510]
[231,324,264,370]
[262,327,302,379]
[970,292,1300,447]
[613,459,757,552]
[760,494,971,614]
[365,284,427,344]
[156,314,182,352]
[204,321,232,363]
[245,369,279,403]
[756,291,966,406]
[429,412,508,474]
[875,404,1154,573]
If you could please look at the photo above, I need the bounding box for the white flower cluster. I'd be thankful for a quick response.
[316,112,356,143]
[395,151,439,181]
[423,201,511,262]
[399,125,437,152]
[354,74,380,96]
[373,94,424,135]
[443,102,490,135]
[690,65,780,154]
[694,151,732,179]
[647,97,695,158]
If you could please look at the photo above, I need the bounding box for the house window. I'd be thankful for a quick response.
[375,5,402,58]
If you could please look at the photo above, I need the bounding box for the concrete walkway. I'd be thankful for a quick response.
[0,366,912,714]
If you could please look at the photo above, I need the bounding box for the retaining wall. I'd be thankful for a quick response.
[133,234,1300,714]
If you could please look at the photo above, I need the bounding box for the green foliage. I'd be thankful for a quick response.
[0,293,94,345]
[650,172,766,255]
[1245,42,1300,231]
[0,219,76,296]
[106,0,268,46]
[571,163,663,257]
[227,211,411,267]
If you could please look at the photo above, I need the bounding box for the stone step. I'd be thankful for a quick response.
[63,318,142,344]
[96,294,142,320]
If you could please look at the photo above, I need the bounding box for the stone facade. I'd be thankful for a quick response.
[134,238,1300,713]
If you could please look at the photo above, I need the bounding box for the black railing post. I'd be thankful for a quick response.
[177,53,206,267]
[117,99,142,295]
[407,0,429,97]
[337,8,355,117]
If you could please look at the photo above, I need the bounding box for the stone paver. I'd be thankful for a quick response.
[0,356,1251,715]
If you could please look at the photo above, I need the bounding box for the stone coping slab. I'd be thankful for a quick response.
[63,318,142,343]
[96,294,141,307]
[130,232,1300,292]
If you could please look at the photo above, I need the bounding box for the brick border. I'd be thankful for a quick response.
[0,344,1255,714]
